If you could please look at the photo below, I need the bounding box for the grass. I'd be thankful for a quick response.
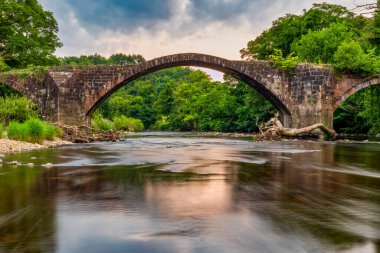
[7,118,60,144]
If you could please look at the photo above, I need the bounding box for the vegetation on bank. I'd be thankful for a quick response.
[0,89,62,144]
[7,119,61,144]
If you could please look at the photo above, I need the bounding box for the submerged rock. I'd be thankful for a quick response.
[9,161,19,166]
[42,163,53,168]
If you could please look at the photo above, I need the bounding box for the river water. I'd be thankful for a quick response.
[0,132,379,253]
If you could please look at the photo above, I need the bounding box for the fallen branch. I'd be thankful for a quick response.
[255,113,336,141]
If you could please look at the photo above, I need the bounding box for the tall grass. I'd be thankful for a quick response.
[0,123,3,139]
[7,118,60,144]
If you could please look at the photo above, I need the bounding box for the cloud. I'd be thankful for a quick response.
[62,0,174,32]
[40,0,369,61]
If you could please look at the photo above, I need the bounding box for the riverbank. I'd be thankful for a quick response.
[0,138,72,155]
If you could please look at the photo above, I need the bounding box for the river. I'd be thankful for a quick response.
[0,132,379,253]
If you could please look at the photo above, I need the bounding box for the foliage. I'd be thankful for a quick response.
[44,124,57,141]
[0,96,38,125]
[0,83,21,98]
[113,115,144,132]
[91,112,114,131]
[241,3,365,60]
[292,22,353,63]
[334,86,380,135]
[60,53,145,66]
[0,57,11,72]
[0,0,62,68]
[24,118,45,144]
[97,67,276,132]
[108,54,145,65]
[7,118,58,144]
[0,123,3,139]
[242,2,380,134]
[333,41,380,74]
[3,65,47,79]
[268,49,299,73]
[7,121,27,141]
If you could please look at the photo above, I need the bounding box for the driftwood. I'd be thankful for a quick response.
[55,123,122,143]
[256,113,336,141]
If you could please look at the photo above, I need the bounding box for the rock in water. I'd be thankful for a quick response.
[27,163,34,167]
[9,161,19,166]
[42,163,53,168]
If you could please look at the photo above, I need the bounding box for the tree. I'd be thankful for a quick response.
[108,53,145,65]
[0,0,62,68]
[241,3,366,60]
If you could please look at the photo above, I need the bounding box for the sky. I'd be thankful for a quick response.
[40,0,370,80]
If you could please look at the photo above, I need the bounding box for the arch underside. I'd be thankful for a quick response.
[335,79,380,110]
[86,54,291,121]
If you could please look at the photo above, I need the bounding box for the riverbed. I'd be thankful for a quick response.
[0,132,379,253]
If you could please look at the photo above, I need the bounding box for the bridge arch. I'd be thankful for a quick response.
[85,53,291,124]
[334,77,380,109]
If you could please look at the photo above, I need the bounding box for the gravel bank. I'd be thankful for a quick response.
[0,138,72,155]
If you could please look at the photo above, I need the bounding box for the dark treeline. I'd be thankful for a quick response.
[60,53,145,66]
[97,67,275,132]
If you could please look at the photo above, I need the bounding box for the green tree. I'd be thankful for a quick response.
[292,22,353,63]
[0,0,62,68]
[241,3,367,60]
[108,54,145,65]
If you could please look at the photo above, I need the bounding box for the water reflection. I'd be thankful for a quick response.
[0,137,379,253]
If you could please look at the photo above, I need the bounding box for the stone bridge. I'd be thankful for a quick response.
[1,53,379,128]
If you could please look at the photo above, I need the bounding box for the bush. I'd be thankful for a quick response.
[0,96,38,125]
[24,118,45,144]
[92,112,114,131]
[268,49,299,74]
[7,121,27,142]
[44,124,57,141]
[0,123,3,139]
[7,119,59,144]
[333,41,380,74]
[113,115,144,132]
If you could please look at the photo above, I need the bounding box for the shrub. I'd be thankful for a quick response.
[0,96,38,125]
[7,121,27,141]
[113,115,144,132]
[268,49,299,74]
[92,112,114,131]
[333,41,380,74]
[7,119,59,143]
[0,123,3,139]
[25,118,45,144]
[44,124,57,141]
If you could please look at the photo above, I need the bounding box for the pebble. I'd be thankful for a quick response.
[30,157,37,160]
[9,161,19,166]
[0,159,2,163]
[42,163,53,168]
[27,163,34,167]
[0,138,72,154]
